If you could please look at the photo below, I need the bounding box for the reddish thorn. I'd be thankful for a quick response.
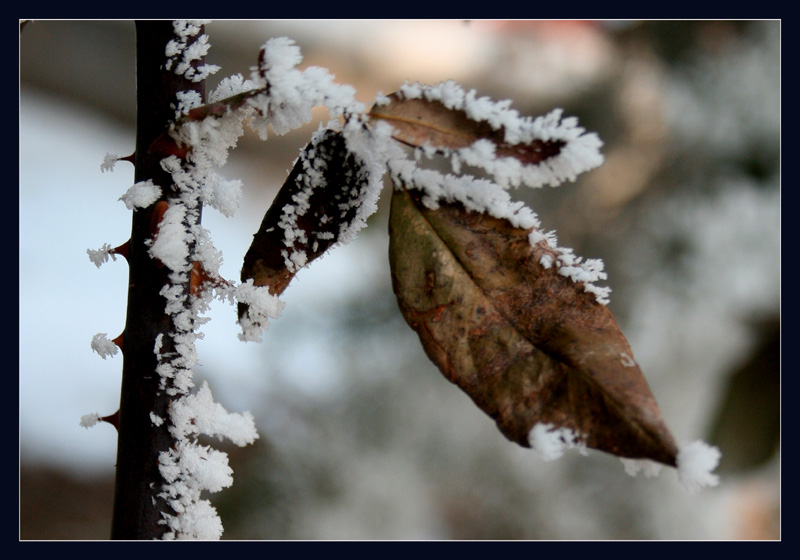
[101,410,120,431]
[120,153,135,165]
[112,332,124,352]
[111,240,130,262]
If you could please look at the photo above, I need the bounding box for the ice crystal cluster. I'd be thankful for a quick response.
[529,423,720,494]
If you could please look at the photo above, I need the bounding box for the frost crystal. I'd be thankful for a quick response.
[119,180,162,210]
[165,20,219,83]
[236,280,286,342]
[87,243,116,268]
[619,440,721,493]
[80,413,101,429]
[91,333,119,359]
[174,90,203,117]
[208,74,258,102]
[101,153,118,173]
[149,202,190,272]
[169,381,259,447]
[397,80,605,189]
[620,458,664,478]
[389,160,611,304]
[157,440,231,540]
[528,423,588,461]
[244,37,364,139]
[677,440,721,493]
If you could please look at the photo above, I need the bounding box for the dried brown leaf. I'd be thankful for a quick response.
[239,129,370,321]
[389,186,679,466]
[369,93,565,165]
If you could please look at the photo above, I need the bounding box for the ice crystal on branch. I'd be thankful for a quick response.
[101,152,118,173]
[168,381,258,447]
[165,20,219,83]
[119,180,162,210]
[80,413,101,429]
[91,333,119,359]
[244,37,365,138]
[142,21,261,540]
[87,243,116,268]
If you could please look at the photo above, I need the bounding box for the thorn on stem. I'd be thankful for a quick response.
[101,410,120,431]
[111,240,130,262]
[112,332,124,352]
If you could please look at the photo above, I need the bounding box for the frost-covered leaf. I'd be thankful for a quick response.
[240,127,374,307]
[370,82,604,189]
[389,185,680,466]
[370,91,562,162]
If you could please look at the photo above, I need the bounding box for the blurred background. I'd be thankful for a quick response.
[19,20,780,540]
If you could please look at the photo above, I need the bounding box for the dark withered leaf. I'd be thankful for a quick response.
[239,128,371,322]
[389,185,679,466]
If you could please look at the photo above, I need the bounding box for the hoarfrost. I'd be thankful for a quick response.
[90,333,119,359]
[236,280,286,342]
[397,80,605,189]
[80,413,101,429]
[165,20,220,83]
[619,440,721,494]
[528,423,588,462]
[209,74,258,102]
[244,37,364,139]
[620,458,664,478]
[119,180,162,210]
[388,159,611,304]
[101,153,118,173]
[149,202,190,272]
[168,381,259,447]
[677,440,721,493]
[87,243,116,268]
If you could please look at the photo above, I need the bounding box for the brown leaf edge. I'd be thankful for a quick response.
[369,91,566,166]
